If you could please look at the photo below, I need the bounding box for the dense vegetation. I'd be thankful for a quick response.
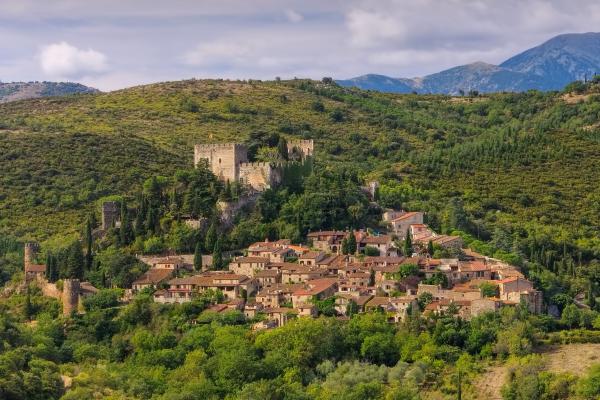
[2,78,600,399]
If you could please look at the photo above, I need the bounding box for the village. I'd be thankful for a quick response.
[21,140,543,330]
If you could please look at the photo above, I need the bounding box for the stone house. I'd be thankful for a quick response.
[291,278,338,308]
[131,268,174,292]
[390,212,425,237]
[307,231,348,254]
[228,256,269,276]
[298,251,326,266]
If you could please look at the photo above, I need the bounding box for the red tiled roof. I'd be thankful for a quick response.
[133,268,173,285]
[293,278,338,296]
[392,211,421,222]
[27,264,46,272]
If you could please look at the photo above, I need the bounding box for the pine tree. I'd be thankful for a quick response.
[403,229,413,256]
[212,236,223,270]
[85,217,93,271]
[194,242,203,271]
[205,222,217,252]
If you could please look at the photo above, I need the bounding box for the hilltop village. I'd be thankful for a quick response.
[22,140,542,329]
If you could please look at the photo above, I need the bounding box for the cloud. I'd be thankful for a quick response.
[40,41,108,79]
[285,9,303,23]
[183,42,251,67]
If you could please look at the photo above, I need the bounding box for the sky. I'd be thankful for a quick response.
[2,0,600,91]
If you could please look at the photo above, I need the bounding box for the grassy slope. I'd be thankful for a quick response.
[1,79,600,245]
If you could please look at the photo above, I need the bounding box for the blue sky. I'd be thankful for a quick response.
[2,0,600,90]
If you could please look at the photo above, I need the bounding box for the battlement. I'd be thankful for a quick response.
[194,142,246,151]
[239,161,285,168]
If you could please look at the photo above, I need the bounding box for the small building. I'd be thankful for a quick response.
[131,268,174,292]
[228,256,269,276]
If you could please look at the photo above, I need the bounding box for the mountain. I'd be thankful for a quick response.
[0,81,99,103]
[1,79,600,246]
[337,32,600,94]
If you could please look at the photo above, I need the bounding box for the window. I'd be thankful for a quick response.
[219,158,222,164]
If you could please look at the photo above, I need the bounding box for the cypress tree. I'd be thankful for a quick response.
[205,222,217,252]
[194,242,203,271]
[85,217,93,271]
[119,200,133,246]
[427,240,434,256]
[24,286,32,321]
[45,253,53,282]
[341,237,349,255]
[404,229,413,256]
[346,233,357,254]
[277,137,288,160]
[212,236,223,270]
[66,241,84,280]
[368,269,375,286]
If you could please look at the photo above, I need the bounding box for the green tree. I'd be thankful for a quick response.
[346,299,359,316]
[65,241,84,280]
[212,236,223,270]
[427,240,434,256]
[277,136,288,161]
[85,217,93,271]
[346,233,357,255]
[403,229,413,256]
[205,222,217,253]
[119,199,133,246]
[194,242,203,271]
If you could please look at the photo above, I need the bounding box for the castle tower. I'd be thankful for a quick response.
[287,139,314,160]
[101,201,119,230]
[194,143,248,182]
[24,242,38,272]
[62,279,80,315]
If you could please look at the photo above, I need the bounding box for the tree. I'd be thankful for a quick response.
[369,269,375,286]
[427,240,434,256]
[403,229,413,256]
[205,222,217,253]
[277,136,288,161]
[119,200,133,246]
[24,285,32,320]
[479,282,499,298]
[346,300,359,317]
[346,233,357,255]
[194,242,203,271]
[65,241,84,280]
[85,217,93,271]
[212,236,223,270]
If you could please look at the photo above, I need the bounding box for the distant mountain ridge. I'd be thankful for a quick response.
[0,81,99,103]
[337,32,600,94]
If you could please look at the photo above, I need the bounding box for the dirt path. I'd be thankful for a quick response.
[474,343,600,400]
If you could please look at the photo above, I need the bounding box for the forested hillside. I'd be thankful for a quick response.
[1,79,600,253]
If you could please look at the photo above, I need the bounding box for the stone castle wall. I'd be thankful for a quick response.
[102,201,120,230]
[287,139,314,159]
[238,162,282,191]
[194,141,313,191]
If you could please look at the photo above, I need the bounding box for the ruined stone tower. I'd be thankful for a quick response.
[101,201,120,230]
[194,143,249,182]
[62,279,80,315]
[287,139,314,160]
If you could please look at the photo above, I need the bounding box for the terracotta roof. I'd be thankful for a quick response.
[293,278,338,296]
[27,264,46,272]
[391,211,421,222]
[232,256,269,263]
[132,268,173,285]
[255,269,280,277]
[299,251,325,259]
[460,261,488,272]
[361,235,391,245]
[307,231,347,237]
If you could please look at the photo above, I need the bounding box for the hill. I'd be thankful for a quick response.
[1,78,600,257]
[0,81,99,103]
[338,32,600,94]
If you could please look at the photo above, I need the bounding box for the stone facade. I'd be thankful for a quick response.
[102,201,120,230]
[62,279,80,315]
[194,140,313,191]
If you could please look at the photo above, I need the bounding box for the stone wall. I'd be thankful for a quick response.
[238,162,282,191]
[287,139,314,159]
[102,201,120,230]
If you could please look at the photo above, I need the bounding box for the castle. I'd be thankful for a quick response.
[194,139,313,191]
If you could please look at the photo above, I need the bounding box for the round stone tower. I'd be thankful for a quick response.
[62,279,80,315]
